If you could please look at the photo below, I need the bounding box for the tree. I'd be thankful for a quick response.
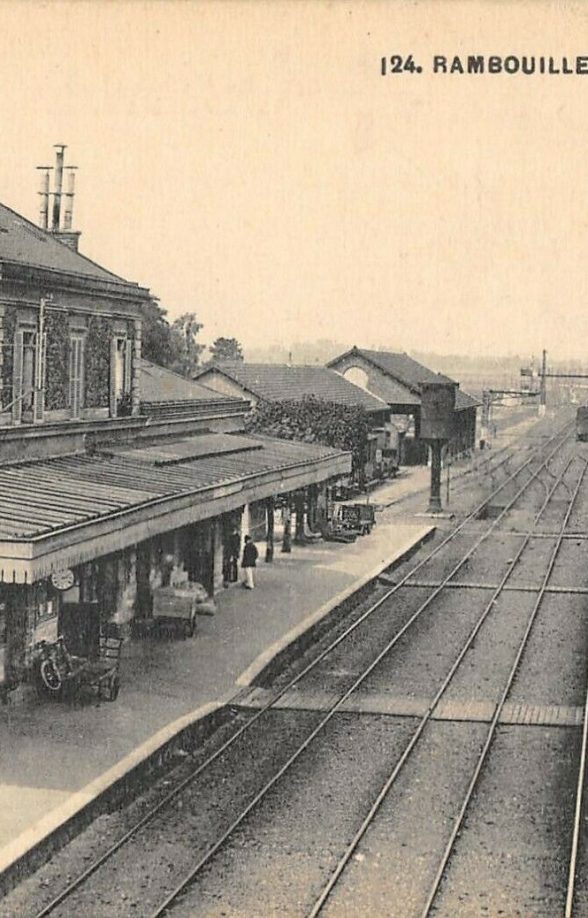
[209,336,243,363]
[138,300,177,367]
[170,312,205,376]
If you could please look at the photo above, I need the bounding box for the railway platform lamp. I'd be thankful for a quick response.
[420,380,457,514]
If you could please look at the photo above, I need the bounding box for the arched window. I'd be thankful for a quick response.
[344,366,369,390]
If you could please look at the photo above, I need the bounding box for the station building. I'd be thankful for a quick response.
[327,347,480,463]
[194,361,400,485]
[0,200,350,694]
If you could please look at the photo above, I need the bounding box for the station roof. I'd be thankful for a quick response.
[0,433,350,583]
[0,201,148,295]
[348,349,456,392]
[194,363,390,413]
[107,432,263,465]
[140,359,246,405]
[454,389,481,410]
[328,347,480,411]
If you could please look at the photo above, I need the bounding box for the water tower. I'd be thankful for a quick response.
[420,380,457,513]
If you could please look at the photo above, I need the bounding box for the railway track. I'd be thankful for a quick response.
[566,583,588,918]
[15,420,582,918]
[293,451,586,917]
[419,455,588,916]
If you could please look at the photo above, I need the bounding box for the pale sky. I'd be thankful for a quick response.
[0,0,587,359]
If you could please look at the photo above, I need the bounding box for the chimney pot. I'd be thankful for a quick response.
[36,166,51,230]
[38,145,81,250]
[52,144,66,230]
[62,167,77,230]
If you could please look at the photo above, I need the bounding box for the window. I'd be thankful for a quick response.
[69,335,85,419]
[21,332,35,412]
[111,336,133,416]
[114,338,127,399]
[12,327,46,423]
[344,366,369,390]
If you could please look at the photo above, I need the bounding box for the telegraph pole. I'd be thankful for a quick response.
[539,349,547,416]
[480,391,491,449]
[521,350,588,410]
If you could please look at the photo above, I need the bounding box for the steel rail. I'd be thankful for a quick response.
[383,434,543,510]
[420,458,588,918]
[149,435,575,916]
[32,422,572,918]
[565,608,588,916]
[306,453,582,918]
[534,453,577,522]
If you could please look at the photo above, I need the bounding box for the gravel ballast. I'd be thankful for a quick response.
[4,416,588,917]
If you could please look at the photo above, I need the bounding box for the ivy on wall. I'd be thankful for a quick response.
[85,316,112,408]
[1,306,16,409]
[45,311,70,410]
[0,309,128,415]
[244,396,370,483]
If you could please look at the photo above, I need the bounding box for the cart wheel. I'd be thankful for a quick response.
[107,676,120,702]
[34,668,49,698]
[40,659,62,694]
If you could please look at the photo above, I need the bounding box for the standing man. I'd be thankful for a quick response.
[241,535,258,590]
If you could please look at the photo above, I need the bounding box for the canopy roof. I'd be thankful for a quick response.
[0,433,350,583]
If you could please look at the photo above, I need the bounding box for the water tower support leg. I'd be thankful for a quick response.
[428,441,443,513]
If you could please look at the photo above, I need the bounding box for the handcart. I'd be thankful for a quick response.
[151,587,198,639]
[338,503,375,536]
[352,503,376,534]
[76,634,123,702]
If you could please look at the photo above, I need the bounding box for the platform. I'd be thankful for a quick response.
[0,515,434,884]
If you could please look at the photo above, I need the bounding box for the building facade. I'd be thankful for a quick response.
[328,347,480,463]
[0,200,350,697]
[194,362,401,485]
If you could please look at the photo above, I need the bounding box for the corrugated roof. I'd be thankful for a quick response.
[0,435,346,540]
[140,359,245,405]
[0,201,143,290]
[195,363,390,413]
[108,433,263,465]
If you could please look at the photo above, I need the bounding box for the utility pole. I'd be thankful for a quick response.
[539,349,547,416]
[480,390,492,449]
[521,349,588,411]
[34,294,51,422]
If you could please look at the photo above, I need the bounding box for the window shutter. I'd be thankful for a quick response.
[78,337,85,411]
[34,332,47,422]
[68,339,75,411]
[69,336,85,419]
[109,336,118,417]
[124,337,132,394]
[12,330,23,424]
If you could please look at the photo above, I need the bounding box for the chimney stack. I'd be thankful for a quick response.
[52,144,66,230]
[36,166,51,230]
[62,167,77,230]
[37,145,81,251]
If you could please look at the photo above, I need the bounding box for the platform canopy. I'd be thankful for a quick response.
[0,433,351,584]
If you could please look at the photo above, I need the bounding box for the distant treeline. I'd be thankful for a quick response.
[244,341,588,387]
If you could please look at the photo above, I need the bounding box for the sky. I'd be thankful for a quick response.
[0,0,587,360]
